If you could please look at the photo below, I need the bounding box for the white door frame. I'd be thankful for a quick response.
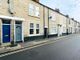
[57,25,62,36]
[0,15,25,44]
[22,22,24,42]
[0,21,24,44]
[1,24,11,44]
[14,21,24,43]
[1,21,2,44]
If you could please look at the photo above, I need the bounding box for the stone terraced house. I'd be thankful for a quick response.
[0,0,80,46]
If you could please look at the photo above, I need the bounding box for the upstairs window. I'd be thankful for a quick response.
[49,13,56,21]
[29,4,35,16]
[29,4,40,17]
[35,6,40,17]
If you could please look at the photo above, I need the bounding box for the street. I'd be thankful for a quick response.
[1,34,80,60]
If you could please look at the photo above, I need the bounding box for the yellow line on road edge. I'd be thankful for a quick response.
[0,41,55,58]
[0,35,69,58]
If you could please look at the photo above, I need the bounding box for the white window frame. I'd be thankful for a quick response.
[29,4,35,16]
[30,23,34,34]
[29,4,40,17]
[50,27,57,34]
[35,6,40,17]
[36,24,39,34]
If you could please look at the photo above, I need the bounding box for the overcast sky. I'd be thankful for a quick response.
[40,0,80,22]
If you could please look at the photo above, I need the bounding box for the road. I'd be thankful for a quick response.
[1,34,80,60]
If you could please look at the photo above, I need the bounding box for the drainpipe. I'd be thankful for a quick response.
[8,0,14,16]
[66,18,68,35]
[48,8,49,38]
[43,6,45,38]
[66,15,69,35]
[8,0,17,46]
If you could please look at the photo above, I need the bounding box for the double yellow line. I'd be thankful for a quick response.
[0,35,69,58]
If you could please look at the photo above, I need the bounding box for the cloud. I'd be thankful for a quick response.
[40,0,80,22]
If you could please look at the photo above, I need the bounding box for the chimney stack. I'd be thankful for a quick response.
[32,0,39,2]
[55,8,60,13]
[71,18,74,20]
[66,15,69,18]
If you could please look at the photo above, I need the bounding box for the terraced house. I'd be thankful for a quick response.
[71,18,76,34]
[42,6,58,38]
[0,0,44,46]
[0,0,25,46]
[66,16,74,34]
[48,9,58,37]
[55,10,67,36]
[0,0,80,46]
[75,21,80,33]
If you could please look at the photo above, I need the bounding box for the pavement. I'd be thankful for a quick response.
[0,34,71,55]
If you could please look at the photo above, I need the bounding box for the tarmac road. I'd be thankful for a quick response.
[0,34,80,60]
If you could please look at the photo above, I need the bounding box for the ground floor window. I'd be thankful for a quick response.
[49,27,57,34]
[30,23,34,34]
[36,29,39,34]
[30,29,34,34]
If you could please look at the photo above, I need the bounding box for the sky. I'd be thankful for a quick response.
[40,0,80,22]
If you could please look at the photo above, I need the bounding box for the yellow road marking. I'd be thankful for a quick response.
[0,35,70,58]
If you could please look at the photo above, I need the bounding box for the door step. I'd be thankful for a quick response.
[1,43,11,47]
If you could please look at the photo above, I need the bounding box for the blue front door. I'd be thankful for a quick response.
[2,25,10,43]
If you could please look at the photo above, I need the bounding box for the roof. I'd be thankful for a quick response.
[32,0,80,23]
[32,0,67,17]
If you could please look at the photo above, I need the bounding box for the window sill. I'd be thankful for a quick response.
[28,15,40,19]
[29,34,41,36]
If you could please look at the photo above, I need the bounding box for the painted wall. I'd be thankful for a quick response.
[62,15,67,34]
[71,20,75,33]
[48,9,57,35]
[76,22,80,33]
[56,12,66,36]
